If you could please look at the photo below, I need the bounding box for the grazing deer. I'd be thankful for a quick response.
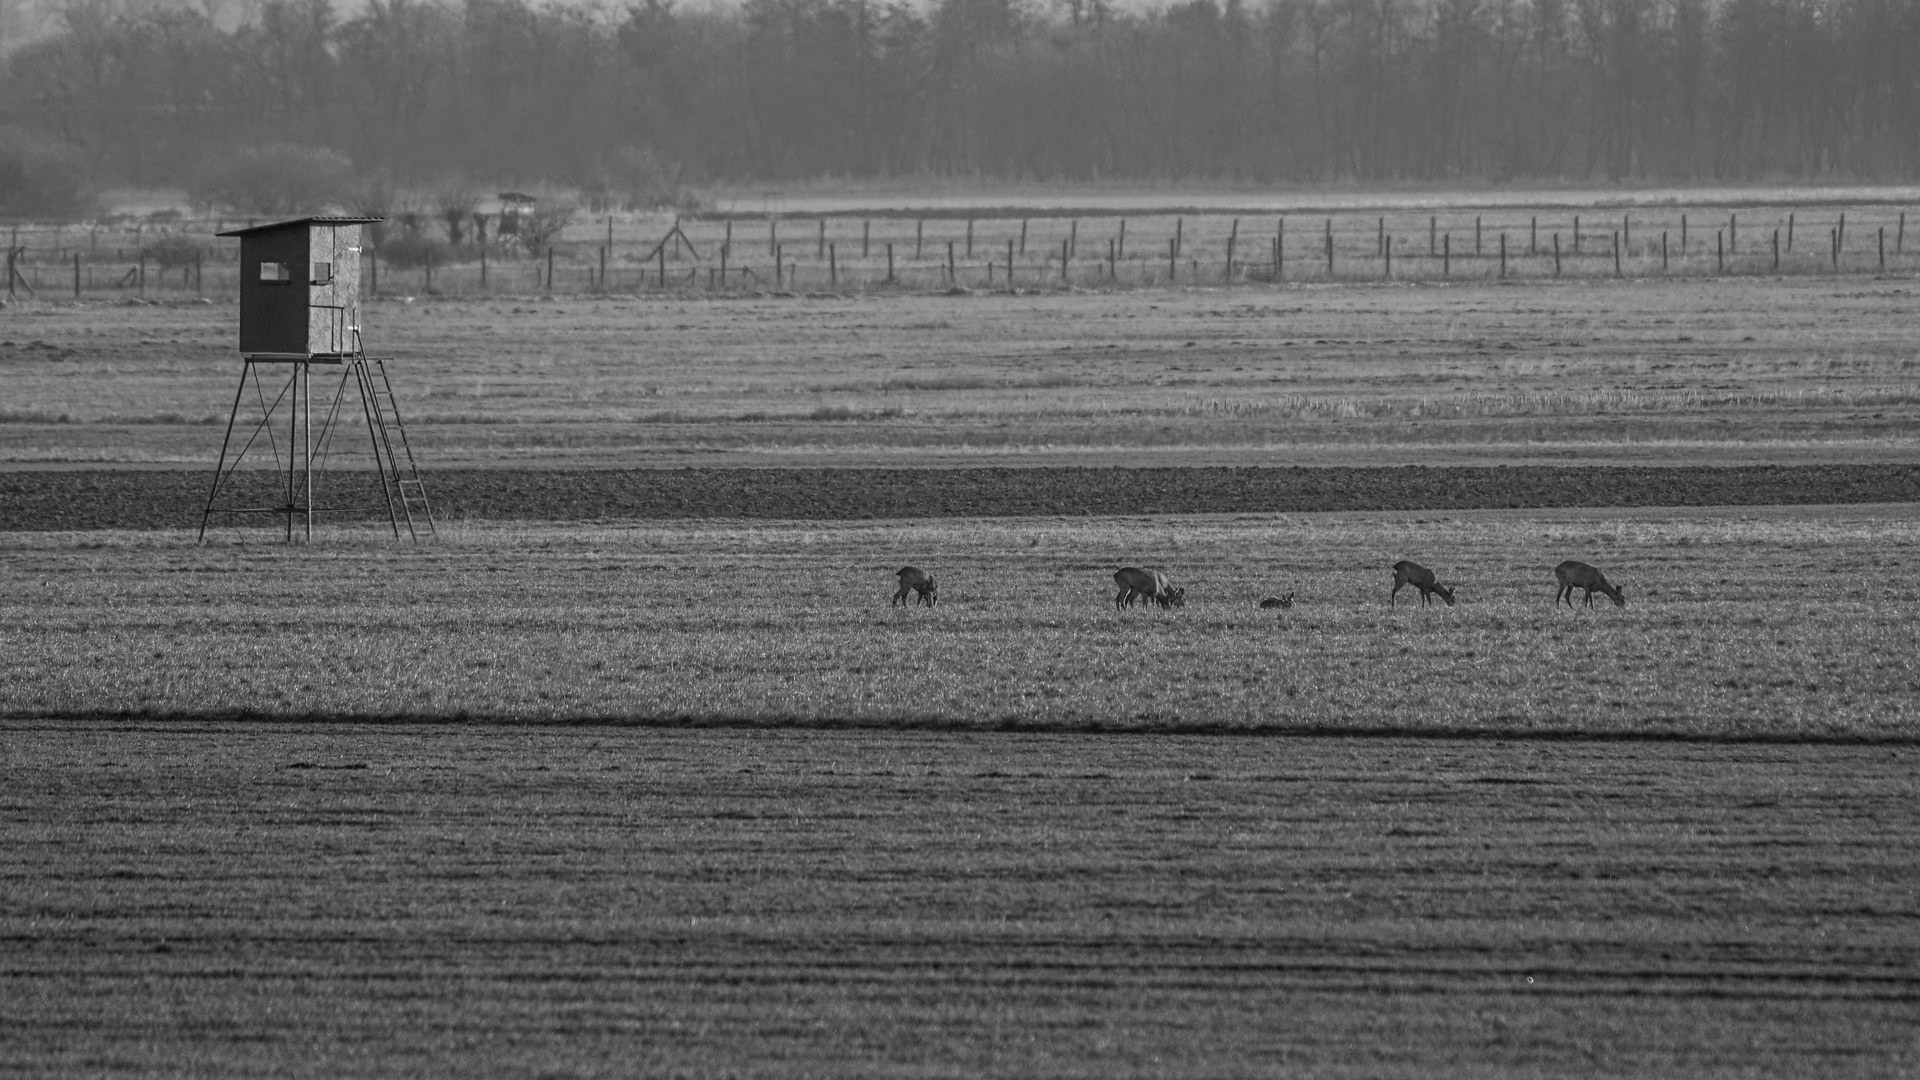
[893,566,937,607]
[1114,567,1185,610]
[1258,593,1295,609]
[1391,560,1456,607]
[1554,560,1625,608]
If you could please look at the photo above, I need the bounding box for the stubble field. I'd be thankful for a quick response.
[2,273,1917,469]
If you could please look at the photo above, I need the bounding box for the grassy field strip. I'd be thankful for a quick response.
[3,508,1916,735]
[3,274,1917,467]
[2,723,1914,1077]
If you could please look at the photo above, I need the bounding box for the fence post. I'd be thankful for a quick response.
[1006,240,1013,286]
[1118,219,1127,260]
[1475,215,1482,257]
[967,219,974,258]
[1385,235,1392,279]
[1838,212,1846,251]
[917,221,924,260]
[1500,233,1507,279]
[829,242,837,287]
[1682,213,1688,252]
[887,243,894,284]
[1623,214,1630,251]
[1531,216,1538,256]
[1069,220,1077,259]
[1109,237,1116,282]
[1060,239,1069,284]
[1377,216,1384,257]
[1831,229,1838,270]
[769,218,777,257]
[1277,217,1284,281]
[656,244,664,289]
[1880,226,1887,269]
[863,221,870,258]
[1773,230,1779,272]
[1443,233,1450,277]
[1019,219,1027,255]
[1169,236,1176,281]
[1788,212,1795,251]
[1175,218,1183,258]
[1326,227,1335,278]
[774,244,782,288]
[1613,231,1621,277]
[720,240,727,286]
[1729,213,1737,253]
[1662,231,1668,272]
[1898,212,1905,254]
[73,252,80,298]
[947,241,956,283]
[599,246,606,293]
[1429,216,1436,256]
[1717,231,1724,274]
[1553,233,1561,277]
[1226,219,1237,281]
[1574,215,1581,255]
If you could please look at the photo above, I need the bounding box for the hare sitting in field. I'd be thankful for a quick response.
[1258,593,1295,609]
[893,566,938,607]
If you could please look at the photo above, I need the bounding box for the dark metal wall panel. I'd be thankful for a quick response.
[237,225,311,356]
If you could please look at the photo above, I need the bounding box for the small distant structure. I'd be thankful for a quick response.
[496,192,537,237]
[199,216,432,542]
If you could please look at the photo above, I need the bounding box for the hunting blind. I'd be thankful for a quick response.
[200,216,432,541]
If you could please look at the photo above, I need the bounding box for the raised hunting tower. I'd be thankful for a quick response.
[200,216,432,541]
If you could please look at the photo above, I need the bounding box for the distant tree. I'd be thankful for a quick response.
[0,128,92,217]
[189,143,353,215]
[435,178,480,245]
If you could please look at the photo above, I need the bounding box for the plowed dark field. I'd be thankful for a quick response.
[5,723,1916,1078]
[5,463,1919,530]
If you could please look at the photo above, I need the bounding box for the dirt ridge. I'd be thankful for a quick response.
[3,464,1917,531]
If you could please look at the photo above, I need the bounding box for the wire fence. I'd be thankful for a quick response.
[4,206,1914,302]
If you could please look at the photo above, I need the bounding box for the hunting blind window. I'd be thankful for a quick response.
[312,262,333,285]
[259,262,291,284]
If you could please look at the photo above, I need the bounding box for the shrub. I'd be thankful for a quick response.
[0,129,93,218]
[374,232,451,270]
[189,143,353,216]
[512,201,576,253]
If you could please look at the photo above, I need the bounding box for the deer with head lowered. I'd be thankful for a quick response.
[1390,560,1456,606]
[1554,560,1625,608]
[1113,567,1185,611]
[893,566,937,607]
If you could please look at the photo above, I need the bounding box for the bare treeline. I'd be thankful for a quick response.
[1,0,1916,194]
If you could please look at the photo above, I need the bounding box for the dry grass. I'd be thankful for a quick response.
[5,507,1915,736]
[2,272,1919,468]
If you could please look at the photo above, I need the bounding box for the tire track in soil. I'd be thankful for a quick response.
[3,463,1918,530]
